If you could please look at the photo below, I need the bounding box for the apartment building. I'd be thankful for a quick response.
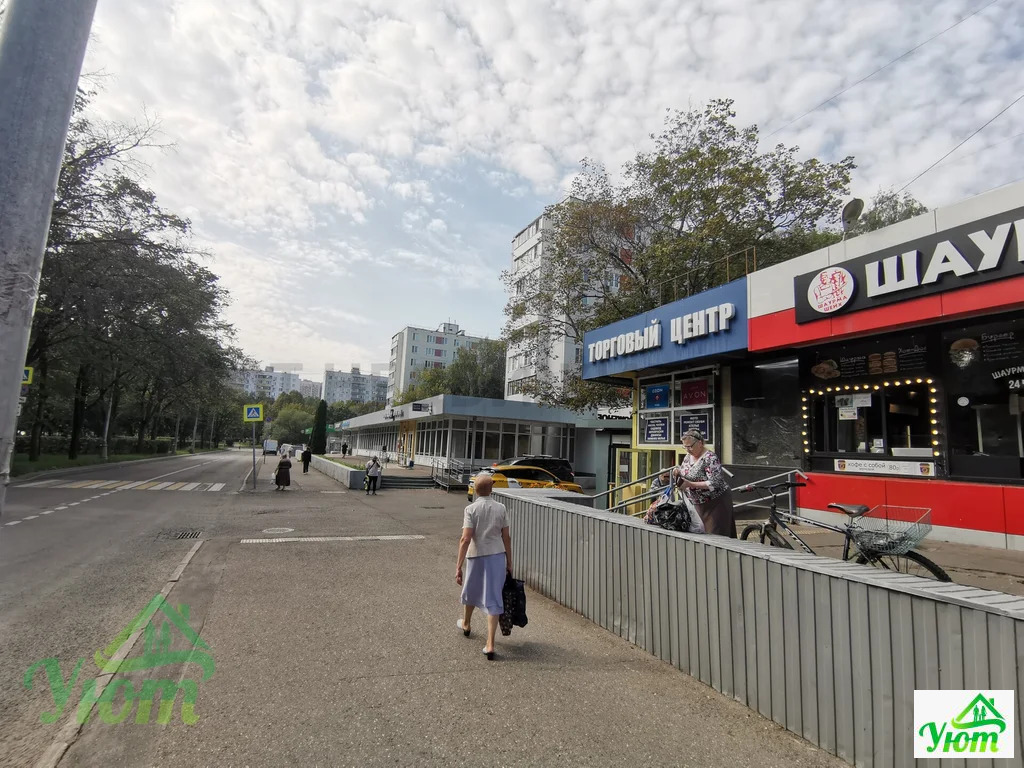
[230,367,301,400]
[504,212,585,402]
[323,366,388,405]
[299,379,322,400]
[387,322,485,404]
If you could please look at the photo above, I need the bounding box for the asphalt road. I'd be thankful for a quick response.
[0,450,253,767]
[1,455,846,768]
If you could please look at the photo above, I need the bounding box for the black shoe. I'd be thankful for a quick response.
[482,648,495,661]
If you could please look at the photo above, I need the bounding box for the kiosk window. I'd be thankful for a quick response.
[810,387,932,457]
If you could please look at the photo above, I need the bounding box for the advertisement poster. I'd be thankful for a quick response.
[645,384,671,409]
[834,458,935,477]
[677,378,709,406]
[803,333,932,383]
[679,412,711,443]
[944,318,1024,393]
[643,416,670,444]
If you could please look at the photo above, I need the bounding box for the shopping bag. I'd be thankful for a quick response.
[499,572,528,636]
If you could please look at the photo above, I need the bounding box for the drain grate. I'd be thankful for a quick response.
[158,528,202,540]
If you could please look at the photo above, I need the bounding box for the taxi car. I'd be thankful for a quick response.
[468,465,584,502]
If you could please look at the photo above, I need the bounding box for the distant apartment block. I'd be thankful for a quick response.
[299,379,322,400]
[388,322,485,404]
[230,367,301,400]
[323,366,388,404]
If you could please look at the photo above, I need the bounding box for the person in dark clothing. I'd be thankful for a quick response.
[275,454,292,490]
[365,456,381,495]
[301,446,312,473]
[341,442,348,456]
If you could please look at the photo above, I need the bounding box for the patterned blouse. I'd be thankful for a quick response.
[678,449,729,506]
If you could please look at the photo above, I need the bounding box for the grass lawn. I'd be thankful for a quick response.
[11,448,223,477]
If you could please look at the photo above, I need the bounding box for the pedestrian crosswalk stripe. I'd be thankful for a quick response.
[18,478,232,492]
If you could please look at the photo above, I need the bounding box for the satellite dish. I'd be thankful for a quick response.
[841,198,865,235]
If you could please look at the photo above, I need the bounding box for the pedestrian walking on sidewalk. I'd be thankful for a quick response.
[365,456,381,495]
[301,446,312,474]
[341,442,348,456]
[274,454,292,491]
[455,473,513,660]
[674,428,735,537]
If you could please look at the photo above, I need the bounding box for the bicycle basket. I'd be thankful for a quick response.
[849,505,931,556]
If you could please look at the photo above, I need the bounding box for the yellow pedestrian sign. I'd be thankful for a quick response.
[23,367,33,385]
[243,404,263,422]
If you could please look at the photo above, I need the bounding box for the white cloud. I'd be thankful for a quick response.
[81,0,1024,370]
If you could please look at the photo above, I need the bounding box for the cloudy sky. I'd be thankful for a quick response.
[81,0,1024,381]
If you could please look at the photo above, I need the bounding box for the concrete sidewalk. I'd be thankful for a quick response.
[57,487,844,768]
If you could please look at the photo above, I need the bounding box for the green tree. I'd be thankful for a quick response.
[446,339,507,398]
[310,399,328,454]
[503,98,856,410]
[848,188,928,236]
[269,406,314,444]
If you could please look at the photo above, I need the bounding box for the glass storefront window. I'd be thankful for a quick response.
[731,359,801,467]
[943,317,1024,479]
[640,378,671,410]
[637,368,718,449]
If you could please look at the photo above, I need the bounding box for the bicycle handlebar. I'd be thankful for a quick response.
[737,481,806,494]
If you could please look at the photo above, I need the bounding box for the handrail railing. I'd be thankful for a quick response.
[591,468,667,500]
[731,468,808,510]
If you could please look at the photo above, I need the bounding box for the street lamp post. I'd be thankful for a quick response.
[0,0,100,533]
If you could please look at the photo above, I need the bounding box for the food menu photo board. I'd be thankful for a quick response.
[801,333,934,384]
[943,318,1024,393]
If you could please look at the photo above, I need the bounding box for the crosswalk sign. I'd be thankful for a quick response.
[23,367,33,385]
[243,404,263,422]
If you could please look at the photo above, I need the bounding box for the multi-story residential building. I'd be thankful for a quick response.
[299,379,322,400]
[323,366,388,405]
[230,367,301,400]
[504,212,585,403]
[387,322,485,404]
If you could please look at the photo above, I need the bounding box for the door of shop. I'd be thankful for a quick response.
[398,421,416,466]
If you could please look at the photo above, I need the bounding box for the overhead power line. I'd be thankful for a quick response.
[898,90,1024,192]
[765,0,1001,138]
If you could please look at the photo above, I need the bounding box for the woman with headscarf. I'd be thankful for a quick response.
[274,453,292,491]
[674,429,735,537]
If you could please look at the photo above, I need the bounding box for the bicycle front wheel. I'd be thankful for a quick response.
[741,524,792,549]
[856,550,951,581]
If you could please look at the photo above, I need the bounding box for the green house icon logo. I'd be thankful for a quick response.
[951,693,1006,734]
[918,692,1010,755]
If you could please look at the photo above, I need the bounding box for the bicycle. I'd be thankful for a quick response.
[737,481,951,582]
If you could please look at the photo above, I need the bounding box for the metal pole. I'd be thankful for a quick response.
[251,423,257,489]
[0,0,100,533]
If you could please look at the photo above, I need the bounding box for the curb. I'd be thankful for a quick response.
[9,449,230,485]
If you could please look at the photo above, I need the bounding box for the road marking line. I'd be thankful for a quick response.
[118,482,145,490]
[69,502,80,506]
[23,515,38,520]
[5,521,21,525]
[240,535,426,544]
[63,481,95,488]
[179,482,200,491]
[41,510,53,515]
[207,483,225,492]
[55,506,68,510]
[148,482,173,491]
[145,460,216,482]
[20,479,59,487]
[107,481,133,488]
[79,481,109,488]
[164,482,187,491]
[132,482,157,490]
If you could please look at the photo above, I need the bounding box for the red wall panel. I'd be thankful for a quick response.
[797,473,1011,534]
[1004,486,1024,536]
[748,310,829,351]
[940,274,1024,319]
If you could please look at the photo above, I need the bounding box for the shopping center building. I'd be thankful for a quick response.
[334,394,630,491]
[583,182,1024,549]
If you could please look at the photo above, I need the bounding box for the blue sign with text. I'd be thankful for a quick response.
[645,384,671,409]
[643,416,670,443]
[582,279,748,380]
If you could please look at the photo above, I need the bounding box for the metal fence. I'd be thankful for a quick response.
[496,489,1024,768]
